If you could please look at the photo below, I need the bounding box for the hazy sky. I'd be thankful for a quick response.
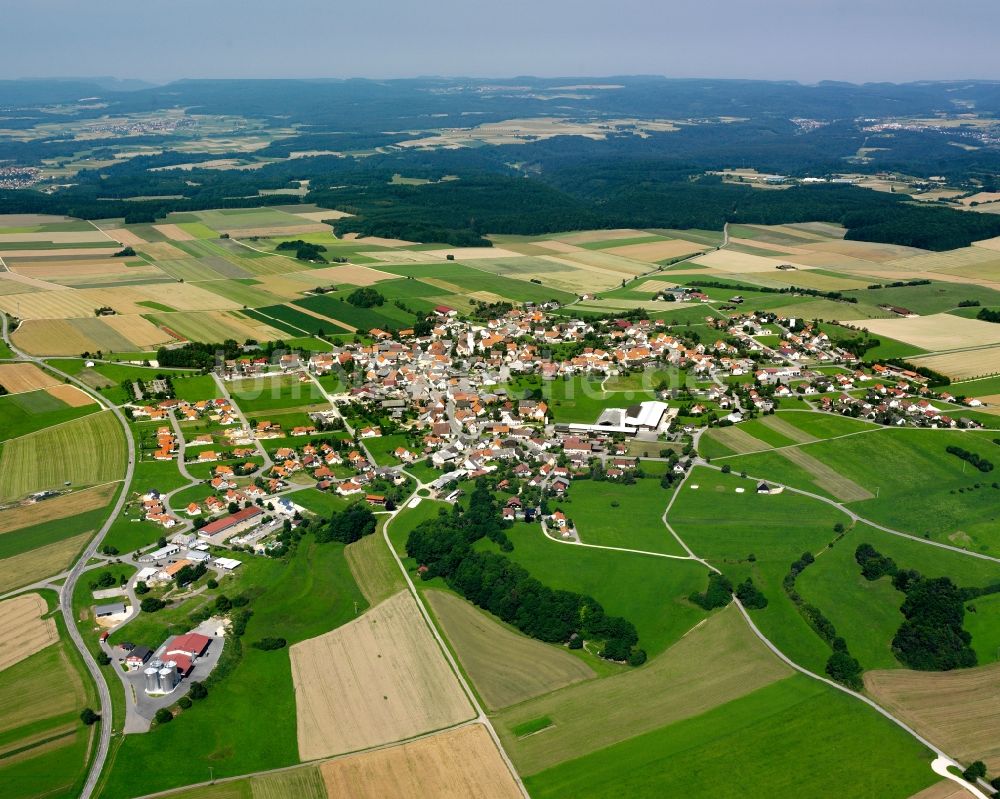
[4,0,997,84]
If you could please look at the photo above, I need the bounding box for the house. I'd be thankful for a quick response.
[757,482,773,494]
[125,646,153,670]
[434,305,458,318]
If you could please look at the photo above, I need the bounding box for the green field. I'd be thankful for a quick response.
[0,411,126,503]
[291,295,416,331]
[525,675,936,798]
[503,375,656,425]
[0,389,97,441]
[228,374,327,414]
[494,605,791,775]
[727,428,1000,554]
[565,478,687,555]
[99,535,367,798]
[670,467,849,674]
[846,282,1000,315]
[489,523,709,658]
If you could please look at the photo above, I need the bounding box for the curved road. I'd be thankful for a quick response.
[2,313,137,799]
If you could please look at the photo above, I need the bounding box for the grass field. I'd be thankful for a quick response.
[670,467,850,674]
[344,529,406,606]
[493,524,709,658]
[99,535,367,798]
[866,663,1000,772]
[494,605,791,775]
[726,428,1000,554]
[228,374,327,414]
[319,724,521,799]
[0,411,126,502]
[0,388,98,440]
[290,590,473,760]
[0,532,91,595]
[564,478,688,555]
[426,589,595,710]
[525,675,936,798]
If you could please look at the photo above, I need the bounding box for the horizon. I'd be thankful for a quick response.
[3,0,997,85]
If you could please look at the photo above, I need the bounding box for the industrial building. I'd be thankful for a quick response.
[197,506,263,545]
[566,400,673,436]
[143,632,213,695]
[143,659,180,694]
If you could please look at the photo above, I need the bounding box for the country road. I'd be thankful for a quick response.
[2,313,137,799]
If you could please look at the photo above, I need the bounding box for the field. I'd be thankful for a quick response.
[343,529,406,605]
[0,387,98,440]
[494,605,791,775]
[563,478,688,555]
[425,589,595,710]
[0,483,116,535]
[0,533,91,595]
[525,675,936,799]
[0,627,96,799]
[0,594,57,671]
[0,363,59,393]
[228,374,327,414]
[495,524,709,658]
[289,590,473,760]
[866,664,1000,771]
[846,313,1000,350]
[319,724,521,799]
[0,411,126,502]
[911,346,1000,380]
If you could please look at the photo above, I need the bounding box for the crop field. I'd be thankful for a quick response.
[496,523,709,658]
[426,589,595,710]
[495,606,791,775]
[848,313,1000,350]
[701,424,772,455]
[0,363,58,393]
[0,483,115,536]
[602,238,709,262]
[344,530,406,606]
[291,295,414,331]
[290,590,473,760]
[866,664,1000,771]
[148,310,282,343]
[0,532,91,595]
[0,389,98,440]
[0,411,126,503]
[525,675,936,799]
[319,724,521,799]
[775,446,875,501]
[911,346,1000,380]
[0,594,57,672]
[566,478,688,555]
[756,414,819,443]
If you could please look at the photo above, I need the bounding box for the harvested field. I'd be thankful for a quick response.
[64,318,137,352]
[0,532,90,594]
[344,532,406,606]
[251,768,326,799]
[846,314,1000,351]
[45,384,96,407]
[911,347,1000,381]
[290,590,472,760]
[532,240,586,254]
[496,605,792,775]
[0,271,66,291]
[0,231,108,243]
[907,781,977,799]
[421,247,522,260]
[294,209,351,222]
[341,233,417,247]
[799,239,922,261]
[689,249,810,273]
[147,310,283,344]
[0,247,120,258]
[865,664,1000,771]
[557,249,655,275]
[101,314,176,348]
[603,238,707,262]
[0,411,126,503]
[0,483,116,535]
[305,264,394,286]
[426,590,594,710]
[0,593,57,672]
[758,415,819,444]
[11,259,163,281]
[153,223,197,241]
[705,425,772,455]
[0,363,59,393]
[555,228,651,244]
[319,724,521,799]
[230,224,329,238]
[766,270,874,291]
[973,236,1000,253]
[0,290,102,319]
[12,318,99,355]
[777,447,874,501]
[103,228,149,248]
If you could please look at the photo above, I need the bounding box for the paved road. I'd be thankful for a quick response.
[2,313,137,799]
[211,372,274,472]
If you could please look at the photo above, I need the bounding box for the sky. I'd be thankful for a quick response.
[3,0,998,85]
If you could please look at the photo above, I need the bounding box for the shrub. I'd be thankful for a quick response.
[251,637,287,651]
[154,708,173,724]
[189,681,208,700]
[177,696,192,710]
[80,707,100,725]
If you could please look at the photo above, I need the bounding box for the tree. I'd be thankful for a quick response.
[96,651,111,666]
[825,650,863,690]
[80,707,100,725]
[347,287,385,308]
[962,761,987,783]
[154,708,173,724]
[140,597,165,613]
[189,681,208,700]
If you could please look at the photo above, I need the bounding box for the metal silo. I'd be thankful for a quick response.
[159,663,176,693]
[144,666,160,694]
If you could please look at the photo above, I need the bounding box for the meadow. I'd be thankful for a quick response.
[525,675,936,799]
[0,388,98,440]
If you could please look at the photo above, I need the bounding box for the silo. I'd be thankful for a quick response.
[144,666,160,694]
[159,662,177,692]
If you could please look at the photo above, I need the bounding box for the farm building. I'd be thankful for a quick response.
[125,646,153,670]
[94,602,128,619]
[567,400,673,436]
[165,632,211,659]
[197,506,263,544]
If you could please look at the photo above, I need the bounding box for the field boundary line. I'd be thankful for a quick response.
[540,522,694,561]
[0,406,111,445]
